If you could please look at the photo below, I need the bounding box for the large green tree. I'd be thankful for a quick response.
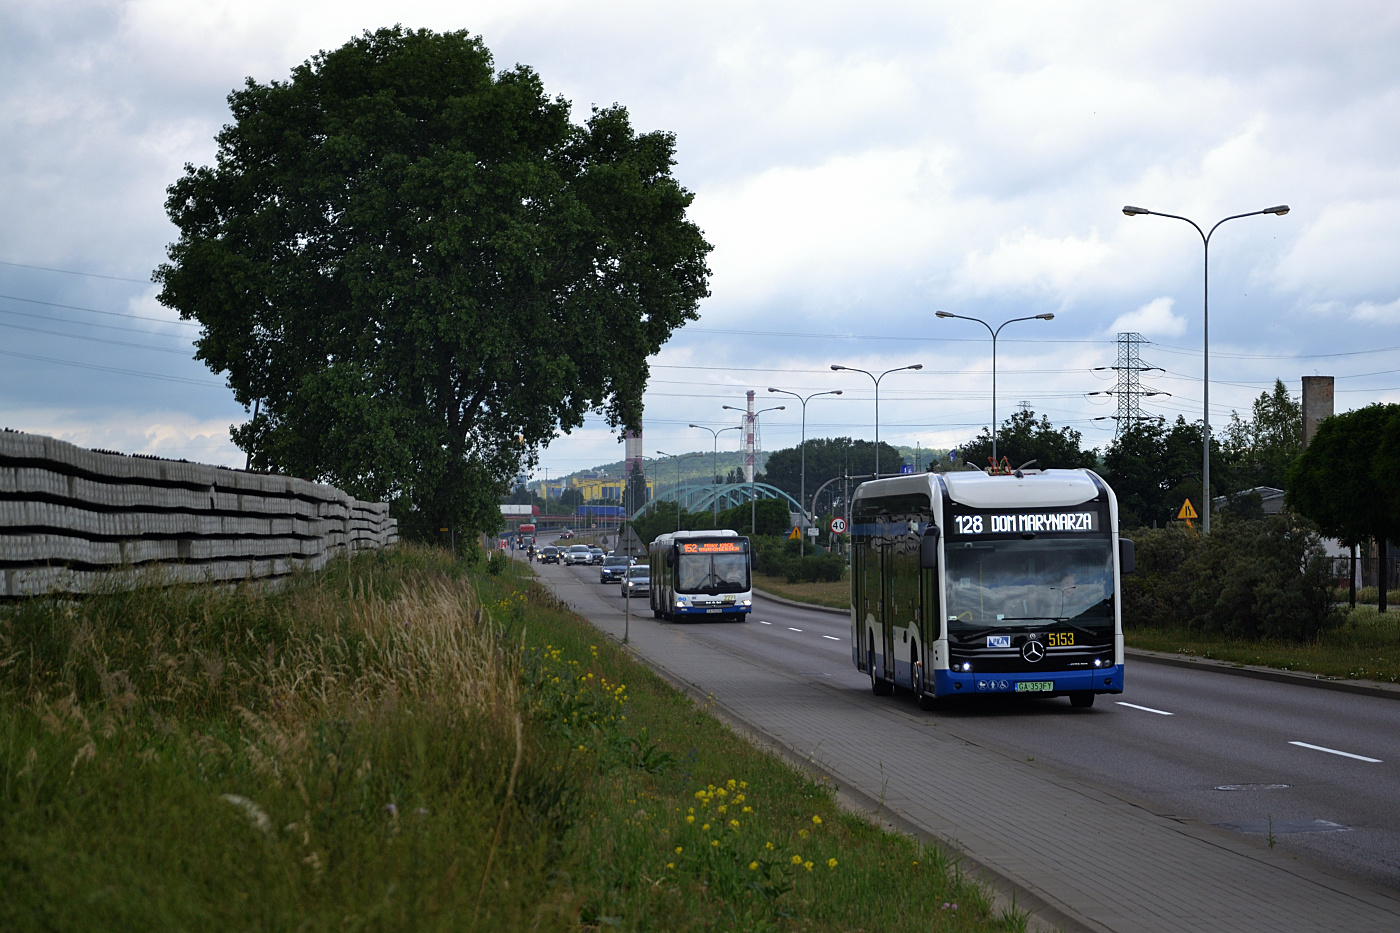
[1101,416,1211,528]
[1287,404,1400,612]
[155,27,711,533]
[1220,378,1303,493]
[958,409,1098,474]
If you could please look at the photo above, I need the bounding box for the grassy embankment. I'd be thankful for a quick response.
[751,573,849,611]
[1128,606,1400,683]
[0,544,1017,932]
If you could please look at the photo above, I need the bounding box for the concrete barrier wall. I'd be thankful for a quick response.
[0,429,398,597]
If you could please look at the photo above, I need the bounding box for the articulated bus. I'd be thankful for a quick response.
[649,530,753,622]
[852,469,1134,709]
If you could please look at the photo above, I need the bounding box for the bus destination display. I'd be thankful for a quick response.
[680,541,746,554]
[950,510,1099,536]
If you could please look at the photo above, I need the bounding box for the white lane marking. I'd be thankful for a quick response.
[1116,701,1174,716]
[822,635,841,641]
[1289,741,1382,763]
[758,620,771,625]
[788,627,803,632]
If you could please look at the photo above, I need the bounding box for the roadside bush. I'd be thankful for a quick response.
[783,553,846,584]
[1122,513,1341,640]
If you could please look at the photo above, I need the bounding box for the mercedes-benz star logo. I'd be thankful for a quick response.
[1021,640,1046,663]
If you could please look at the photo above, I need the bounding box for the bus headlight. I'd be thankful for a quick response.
[960,662,972,673]
[740,599,751,606]
[1093,658,1103,668]
[675,597,687,608]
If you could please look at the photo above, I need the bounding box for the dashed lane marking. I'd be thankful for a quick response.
[822,635,841,641]
[1289,741,1382,763]
[758,620,771,625]
[788,627,803,632]
[1116,702,1174,716]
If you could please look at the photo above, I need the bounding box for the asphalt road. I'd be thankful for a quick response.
[532,551,1400,893]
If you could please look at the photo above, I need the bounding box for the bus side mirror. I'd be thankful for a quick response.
[1119,538,1135,575]
[919,526,940,570]
[665,548,675,568]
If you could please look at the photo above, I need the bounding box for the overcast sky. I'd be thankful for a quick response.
[3,0,1399,483]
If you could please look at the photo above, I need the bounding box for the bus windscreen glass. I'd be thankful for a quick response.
[945,537,1114,631]
[677,550,749,593]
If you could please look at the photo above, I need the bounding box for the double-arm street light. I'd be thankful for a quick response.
[830,364,922,478]
[688,423,742,519]
[934,312,1053,466]
[767,387,842,555]
[1122,203,1290,534]
[721,404,786,533]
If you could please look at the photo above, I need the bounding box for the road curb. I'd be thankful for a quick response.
[1125,646,1400,700]
[752,587,848,616]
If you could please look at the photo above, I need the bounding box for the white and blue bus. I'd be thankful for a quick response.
[649,530,753,622]
[852,468,1134,709]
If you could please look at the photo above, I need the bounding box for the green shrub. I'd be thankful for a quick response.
[1123,513,1341,641]
[784,553,846,584]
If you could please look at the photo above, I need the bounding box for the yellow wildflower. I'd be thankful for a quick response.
[790,855,803,866]
[812,815,823,825]
[748,861,758,871]
[827,858,838,869]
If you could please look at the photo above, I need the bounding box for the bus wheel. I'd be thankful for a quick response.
[1069,691,1095,709]
[868,636,893,697]
[916,659,937,711]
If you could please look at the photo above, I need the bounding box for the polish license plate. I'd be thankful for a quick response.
[706,608,722,614]
[1015,681,1054,692]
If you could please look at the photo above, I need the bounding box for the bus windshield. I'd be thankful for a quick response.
[945,537,1114,632]
[677,552,750,594]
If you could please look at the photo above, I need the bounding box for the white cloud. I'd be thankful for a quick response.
[1110,297,1187,337]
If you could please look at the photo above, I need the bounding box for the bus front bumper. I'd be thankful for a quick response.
[932,666,1123,696]
[672,604,752,617]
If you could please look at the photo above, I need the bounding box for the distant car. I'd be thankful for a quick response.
[599,555,632,583]
[539,546,560,564]
[558,529,575,540]
[623,565,650,598]
[587,546,605,565]
[563,544,593,566]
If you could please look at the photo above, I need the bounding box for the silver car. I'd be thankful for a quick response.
[562,544,593,566]
[623,565,650,597]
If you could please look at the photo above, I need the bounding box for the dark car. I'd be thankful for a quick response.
[558,529,575,540]
[588,546,605,565]
[599,555,632,583]
[539,546,560,564]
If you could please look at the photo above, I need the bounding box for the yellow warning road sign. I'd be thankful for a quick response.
[788,526,801,540]
[1177,499,1198,521]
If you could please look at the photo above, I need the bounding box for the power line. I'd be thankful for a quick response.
[0,348,224,388]
[0,293,200,327]
[0,259,150,284]
[0,319,194,354]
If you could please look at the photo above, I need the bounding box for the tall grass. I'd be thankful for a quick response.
[1,545,1015,931]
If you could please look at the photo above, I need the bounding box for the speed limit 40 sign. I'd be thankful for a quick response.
[830,517,847,534]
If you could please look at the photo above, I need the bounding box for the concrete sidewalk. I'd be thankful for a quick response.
[542,570,1400,933]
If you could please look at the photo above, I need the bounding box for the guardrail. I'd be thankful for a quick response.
[0,429,397,597]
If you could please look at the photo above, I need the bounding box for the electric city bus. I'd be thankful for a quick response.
[649,530,753,622]
[851,468,1134,708]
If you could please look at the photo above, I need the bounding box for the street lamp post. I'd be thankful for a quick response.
[721,404,786,534]
[688,423,742,520]
[1122,203,1290,534]
[656,450,698,533]
[767,387,842,555]
[829,364,922,478]
[934,312,1053,467]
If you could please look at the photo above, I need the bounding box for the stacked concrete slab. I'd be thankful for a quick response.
[0,429,397,597]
